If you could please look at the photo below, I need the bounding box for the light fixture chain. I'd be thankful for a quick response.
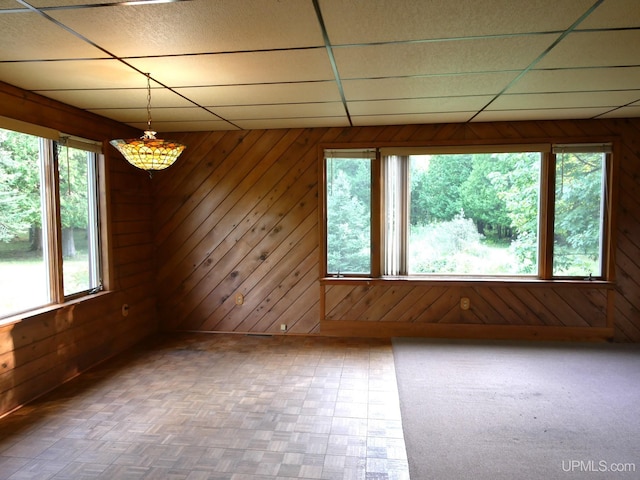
[146,73,152,131]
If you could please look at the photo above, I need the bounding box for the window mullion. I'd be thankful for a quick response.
[603,153,615,281]
[42,139,64,302]
[400,156,409,276]
[371,152,382,278]
[539,151,555,279]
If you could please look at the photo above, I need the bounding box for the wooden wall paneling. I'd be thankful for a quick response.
[155,129,309,291]
[325,285,372,321]
[370,286,415,322]
[393,286,450,323]
[463,287,511,325]
[148,118,640,342]
[218,210,319,333]
[152,131,228,207]
[155,129,271,267]
[253,261,321,333]
[155,126,372,333]
[504,288,564,327]
[378,285,434,323]
[323,284,355,321]
[613,120,640,341]
[470,287,529,325]
[527,288,591,328]
[483,287,544,326]
[160,136,319,329]
[613,294,640,342]
[189,184,318,331]
[415,286,461,322]
[152,133,233,242]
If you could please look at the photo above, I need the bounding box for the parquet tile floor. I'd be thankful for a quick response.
[0,334,410,480]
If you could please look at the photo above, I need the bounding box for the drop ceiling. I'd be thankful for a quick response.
[1,0,639,132]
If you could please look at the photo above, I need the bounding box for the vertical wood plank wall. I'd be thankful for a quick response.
[154,119,640,343]
[0,83,158,417]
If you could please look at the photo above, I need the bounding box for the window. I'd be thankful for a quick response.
[0,124,103,319]
[323,143,612,280]
[552,145,608,278]
[325,149,374,275]
[58,140,102,296]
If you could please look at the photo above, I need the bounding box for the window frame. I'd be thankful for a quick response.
[0,121,107,321]
[320,141,617,284]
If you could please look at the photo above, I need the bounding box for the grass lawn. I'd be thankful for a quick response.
[0,239,90,317]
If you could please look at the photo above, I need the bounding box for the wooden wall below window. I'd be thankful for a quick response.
[322,281,613,341]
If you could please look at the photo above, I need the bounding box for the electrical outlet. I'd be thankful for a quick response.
[280,324,287,332]
[235,293,244,305]
[460,297,470,310]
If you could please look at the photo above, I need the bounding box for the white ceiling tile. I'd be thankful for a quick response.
[174,82,342,106]
[320,0,594,44]
[129,49,334,87]
[234,117,350,130]
[473,107,612,122]
[537,31,640,69]
[511,67,640,94]
[0,12,108,60]
[0,60,146,90]
[489,91,640,110]
[352,112,475,126]
[89,106,217,123]
[36,88,195,109]
[1,0,639,131]
[333,35,558,79]
[577,0,640,29]
[211,103,345,120]
[348,96,493,116]
[28,1,117,5]
[342,73,517,101]
[126,120,239,132]
[46,0,323,57]
[0,0,27,9]
[598,104,640,118]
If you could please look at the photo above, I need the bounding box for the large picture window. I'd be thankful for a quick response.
[323,143,613,281]
[0,125,103,319]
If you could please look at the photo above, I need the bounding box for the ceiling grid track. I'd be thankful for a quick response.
[312,0,353,127]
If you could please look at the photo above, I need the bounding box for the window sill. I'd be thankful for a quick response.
[0,290,112,328]
[320,276,615,289]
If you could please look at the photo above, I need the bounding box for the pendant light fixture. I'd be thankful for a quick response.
[110,73,185,176]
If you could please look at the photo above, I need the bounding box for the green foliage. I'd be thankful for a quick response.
[58,145,90,230]
[0,129,42,241]
[409,213,484,273]
[487,153,541,272]
[326,163,370,273]
[411,155,472,223]
[460,154,512,236]
[553,152,604,275]
[0,129,90,258]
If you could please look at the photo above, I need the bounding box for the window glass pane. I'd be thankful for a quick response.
[0,128,49,316]
[553,152,605,277]
[58,145,101,296]
[408,152,540,275]
[326,157,371,275]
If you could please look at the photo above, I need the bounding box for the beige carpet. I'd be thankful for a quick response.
[392,338,640,480]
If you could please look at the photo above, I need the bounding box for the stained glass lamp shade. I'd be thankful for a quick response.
[110,74,185,175]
